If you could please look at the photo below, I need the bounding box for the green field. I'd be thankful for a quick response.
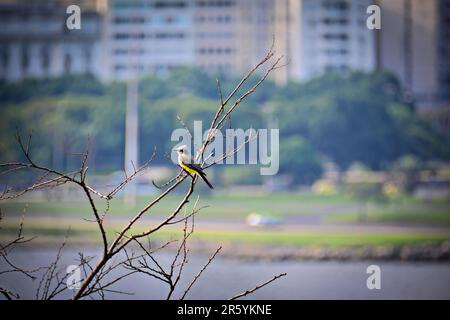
[1,191,450,250]
[2,192,450,226]
[2,217,449,248]
[327,208,450,226]
[0,193,353,217]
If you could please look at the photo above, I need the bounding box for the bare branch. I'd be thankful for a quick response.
[181,246,222,300]
[1,40,286,301]
[106,146,156,199]
[230,272,287,300]
[0,287,20,300]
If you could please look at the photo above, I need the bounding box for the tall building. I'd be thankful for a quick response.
[377,0,450,109]
[0,0,105,81]
[193,0,240,74]
[190,0,377,85]
[272,0,302,85]
[234,0,274,73]
[0,0,378,84]
[2,0,447,105]
[105,0,270,79]
[218,0,377,85]
[105,0,195,80]
[436,0,450,104]
[296,0,376,81]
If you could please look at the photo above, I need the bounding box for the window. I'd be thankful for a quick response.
[325,48,348,55]
[198,47,232,54]
[84,46,92,72]
[322,18,348,25]
[323,33,348,40]
[154,1,187,8]
[114,64,127,71]
[114,33,146,39]
[195,1,235,7]
[41,45,50,72]
[325,64,349,73]
[114,33,129,39]
[64,53,72,73]
[322,1,348,11]
[113,1,146,9]
[114,16,146,24]
[0,46,9,69]
[155,32,185,39]
[21,44,29,72]
[114,48,128,55]
[195,16,206,23]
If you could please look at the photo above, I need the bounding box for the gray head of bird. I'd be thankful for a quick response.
[175,145,189,155]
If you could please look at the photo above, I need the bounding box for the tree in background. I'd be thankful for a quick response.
[0,70,448,187]
[275,72,449,172]
[279,136,323,185]
[391,155,423,194]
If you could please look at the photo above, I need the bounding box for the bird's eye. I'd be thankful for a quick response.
[180,150,183,153]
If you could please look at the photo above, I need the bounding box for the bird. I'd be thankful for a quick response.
[175,145,214,189]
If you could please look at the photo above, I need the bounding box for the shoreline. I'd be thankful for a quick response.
[4,238,450,262]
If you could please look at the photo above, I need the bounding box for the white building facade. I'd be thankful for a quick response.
[105,0,196,80]
[0,1,105,81]
[298,0,376,80]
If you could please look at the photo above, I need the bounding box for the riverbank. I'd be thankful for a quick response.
[196,241,450,262]
[2,213,450,261]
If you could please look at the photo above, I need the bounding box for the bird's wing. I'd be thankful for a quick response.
[182,162,206,174]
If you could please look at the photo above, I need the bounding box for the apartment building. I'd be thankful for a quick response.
[1,0,447,110]
[106,0,195,80]
[377,0,450,108]
[0,0,104,81]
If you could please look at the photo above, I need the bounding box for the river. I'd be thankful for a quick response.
[1,247,449,300]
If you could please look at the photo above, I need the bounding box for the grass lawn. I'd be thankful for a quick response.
[2,216,449,248]
[0,192,354,218]
[1,192,449,225]
[189,230,450,247]
[326,202,450,226]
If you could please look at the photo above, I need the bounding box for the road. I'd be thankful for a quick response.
[8,214,450,235]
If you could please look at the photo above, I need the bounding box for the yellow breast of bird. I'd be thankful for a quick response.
[178,155,199,176]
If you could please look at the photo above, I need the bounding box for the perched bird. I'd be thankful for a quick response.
[175,145,214,189]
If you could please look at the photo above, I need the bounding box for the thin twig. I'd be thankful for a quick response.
[181,246,222,300]
[230,273,287,300]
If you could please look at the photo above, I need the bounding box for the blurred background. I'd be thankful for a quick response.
[0,0,450,299]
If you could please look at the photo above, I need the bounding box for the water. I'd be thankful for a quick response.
[1,247,449,300]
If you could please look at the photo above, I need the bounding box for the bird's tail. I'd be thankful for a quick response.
[198,171,214,189]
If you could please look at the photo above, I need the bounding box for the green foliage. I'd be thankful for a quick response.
[279,136,323,184]
[343,182,386,203]
[220,166,263,185]
[0,74,105,104]
[275,72,448,170]
[0,94,124,171]
[0,70,448,186]
[391,155,423,193]
[388,103,449,160]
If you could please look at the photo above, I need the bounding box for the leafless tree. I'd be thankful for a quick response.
[0,40,286,300]
[0,210,37,300]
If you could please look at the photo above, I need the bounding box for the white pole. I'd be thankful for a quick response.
[124,78,139,206]
[122,4,141,206]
